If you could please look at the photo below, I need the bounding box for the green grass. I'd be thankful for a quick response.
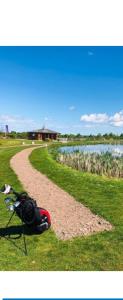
[1,145,123,270]
[29,146,123,270]
[61,139,123,146]
[0,139,44,147]
[0,147,58,271]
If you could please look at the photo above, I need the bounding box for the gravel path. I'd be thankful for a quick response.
[10,147,112,240]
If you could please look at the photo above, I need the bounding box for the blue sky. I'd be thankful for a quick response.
[0,46,123,134]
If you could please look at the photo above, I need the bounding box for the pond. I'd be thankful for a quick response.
[59,144,123,157]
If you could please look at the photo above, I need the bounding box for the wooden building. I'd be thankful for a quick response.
[28,127,59,141]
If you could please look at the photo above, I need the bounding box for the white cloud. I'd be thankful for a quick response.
[80,111,123,127]
[0,114,36,131]
[69,106,75,111]
[80,113,108,123]
[0,114,34,124]
[109,111,123,127]
[88,51,94,56]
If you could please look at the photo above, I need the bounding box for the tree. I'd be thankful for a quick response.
[8,131,17,139]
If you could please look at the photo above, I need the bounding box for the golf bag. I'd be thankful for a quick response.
[15,192,51,233]
[1,185,51,233]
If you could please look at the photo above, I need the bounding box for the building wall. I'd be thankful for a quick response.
[28,133,36,140]
[28,132,57,140]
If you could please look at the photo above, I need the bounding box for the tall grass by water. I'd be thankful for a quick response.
[56,151,123,178]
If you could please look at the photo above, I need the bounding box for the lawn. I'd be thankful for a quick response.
[0,145,123,270]
[30,146,123,270]
[0,139,44,147]
[0,146,57,271]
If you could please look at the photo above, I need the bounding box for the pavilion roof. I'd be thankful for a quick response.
[29,128,59,134]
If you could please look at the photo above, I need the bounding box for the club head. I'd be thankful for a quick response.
[8,204,14,211]
[1,184,12,194]
[4,197,12,204]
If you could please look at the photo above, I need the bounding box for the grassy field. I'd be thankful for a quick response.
[0,145,123,270]
[30,146,123,270]
[60,138,123,146]
[0,139,44,147]
[0,146,56,271]
[0,137,123,148]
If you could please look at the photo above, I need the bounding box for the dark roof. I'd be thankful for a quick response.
[29,128,59,134]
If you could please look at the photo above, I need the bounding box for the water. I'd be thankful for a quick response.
[59,144,123,157]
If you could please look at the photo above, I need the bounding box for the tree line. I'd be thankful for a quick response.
[0,131,28,139]
[60,133,123,140]
[0,131,123,140]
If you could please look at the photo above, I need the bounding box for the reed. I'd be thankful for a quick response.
[56,150,123,178]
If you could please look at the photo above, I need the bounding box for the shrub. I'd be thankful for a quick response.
[56,151,123,178]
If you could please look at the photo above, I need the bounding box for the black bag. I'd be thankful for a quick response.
[15,193,41,226]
